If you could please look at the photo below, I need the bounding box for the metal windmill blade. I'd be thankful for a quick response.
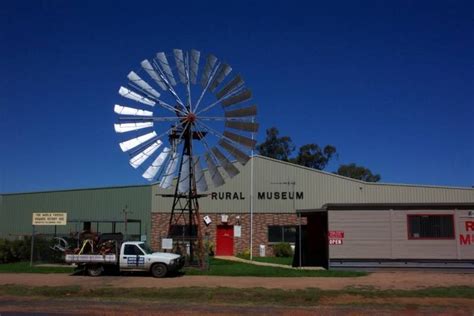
[156,52,177,86]
[193,156,208,193]
[221,89,252,107]
[200,54,218,88]
[173,49,187,84]
[119,131,157,152]
[140,59,167,91]
[118,87,156,106]
[218,139,251,165]
[160,150,180,189]
[127,71,161,99]
[224,105,257,118]
[178,154,190,193]
[211,147,239,178]
[114,104,153,117]
[189,49,200,84]
[129,140,163,169]
[204,152,225,187]
[114,122,153,133]
[209,64,232,92]
[216,75,244,99]
[142,147,171,181]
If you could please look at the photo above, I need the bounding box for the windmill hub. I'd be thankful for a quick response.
[184,112,197,124]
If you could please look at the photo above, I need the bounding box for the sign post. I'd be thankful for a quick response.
[30,212,67,266]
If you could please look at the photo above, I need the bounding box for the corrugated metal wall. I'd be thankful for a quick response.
[2,155,473,245]
[329,209,474,260]
[0,185,152,239]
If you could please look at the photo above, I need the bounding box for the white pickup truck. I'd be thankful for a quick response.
[65,241,184,277]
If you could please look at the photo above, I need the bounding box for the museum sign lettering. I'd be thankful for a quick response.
[460,221,474,246]
[210,191,304,200]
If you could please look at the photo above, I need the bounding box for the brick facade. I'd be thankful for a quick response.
[151,212,307,256]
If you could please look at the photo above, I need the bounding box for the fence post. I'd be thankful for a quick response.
[30,225,35,267]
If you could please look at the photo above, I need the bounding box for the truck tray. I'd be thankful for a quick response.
[65,254,117,263]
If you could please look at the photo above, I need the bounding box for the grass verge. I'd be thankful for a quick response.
[0,259,365,277]
[0,285,472,306]
[0,262,74,274]
[184,258,367,277]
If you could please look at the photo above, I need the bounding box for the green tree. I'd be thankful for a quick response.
[293,144,337,170]
[256,127,295,161]
[336,163,381,182]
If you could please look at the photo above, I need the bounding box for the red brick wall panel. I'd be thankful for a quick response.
[151,212,306,257]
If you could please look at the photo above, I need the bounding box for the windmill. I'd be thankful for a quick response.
[113,49,258,265]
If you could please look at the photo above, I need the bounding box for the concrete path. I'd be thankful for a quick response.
[214,256,323,270]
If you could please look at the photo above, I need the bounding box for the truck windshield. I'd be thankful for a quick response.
[138,243,154,254]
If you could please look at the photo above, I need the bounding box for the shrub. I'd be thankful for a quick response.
[273,243,293,257]
[237,249,251,260]
[0,239,14,263]
[0,237,62,264]
[205,240,215,256]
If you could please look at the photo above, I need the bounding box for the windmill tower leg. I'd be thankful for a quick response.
[167,124,205,267]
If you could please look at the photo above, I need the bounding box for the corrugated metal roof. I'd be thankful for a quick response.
[255,155,474,191]
[1,183,151,196]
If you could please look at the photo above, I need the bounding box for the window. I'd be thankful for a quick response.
[124,245,144,255]
[268,225,301,243]
[169,225,197,237]
[138,243,153,255]
[407,214,454,239]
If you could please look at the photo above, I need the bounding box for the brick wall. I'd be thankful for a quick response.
[151,212,306,256]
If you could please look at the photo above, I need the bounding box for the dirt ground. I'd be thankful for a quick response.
[0,296,473,315]
[0,270,473,290]
[1,271,473,315]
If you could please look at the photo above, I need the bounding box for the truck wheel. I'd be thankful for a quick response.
[151,263,168,278]
[87,265,103,277]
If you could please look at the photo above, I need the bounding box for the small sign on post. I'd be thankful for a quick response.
[162,238,173,250]
[234,225,241,238]
[32,212,67,225]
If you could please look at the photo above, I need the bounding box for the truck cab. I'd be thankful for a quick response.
[119,241,184,277]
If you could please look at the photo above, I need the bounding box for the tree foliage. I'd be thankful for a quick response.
[336,163,381,182]
[257,127,337,170]
[256,127,380,180]
[293,144,337,170]
[256,127,295,161]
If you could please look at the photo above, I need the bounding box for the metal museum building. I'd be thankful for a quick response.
[1,155,474,268]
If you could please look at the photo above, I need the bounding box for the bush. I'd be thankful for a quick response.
[205,240,215,256]
[237,249,251,260]
[0,239,14,263]
[273,243,293,257]
[0,237,62,264]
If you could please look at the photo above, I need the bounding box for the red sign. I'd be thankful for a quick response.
[460,221,474,246]
[328,231,344,239]
[328,231,344,245]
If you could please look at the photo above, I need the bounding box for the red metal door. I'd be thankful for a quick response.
[216,225,234,256]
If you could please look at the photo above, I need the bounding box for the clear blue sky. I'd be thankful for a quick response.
[1,1,473,193]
